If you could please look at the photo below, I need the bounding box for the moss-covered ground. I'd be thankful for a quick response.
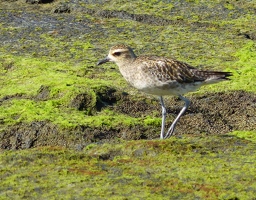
[1,134,256,199]
[0,0,256,199]
[0,134,255,199]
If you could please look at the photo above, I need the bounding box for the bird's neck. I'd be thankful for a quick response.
[117,57,136,68]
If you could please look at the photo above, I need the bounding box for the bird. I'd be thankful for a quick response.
[97,44,232,139]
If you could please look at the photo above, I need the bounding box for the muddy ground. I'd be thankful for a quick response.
[0,0,256,150]
[1,90,255,150]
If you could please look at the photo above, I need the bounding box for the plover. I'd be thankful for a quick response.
[97,44,232,139]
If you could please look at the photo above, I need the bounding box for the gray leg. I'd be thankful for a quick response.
[164,95,190,139]
[159,96,166,139]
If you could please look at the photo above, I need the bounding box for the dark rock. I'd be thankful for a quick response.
[70,93,93,111]
[53,3,71,13]
[26,0,54,4]
[35,85,50,101]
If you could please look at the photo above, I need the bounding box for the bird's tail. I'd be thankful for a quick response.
[193,70,233,84]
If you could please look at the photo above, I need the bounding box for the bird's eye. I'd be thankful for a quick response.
[113,52,121,56]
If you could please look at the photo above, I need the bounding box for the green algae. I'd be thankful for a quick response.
[230,131,256,143]
[0,136,256,199]
[1,39,255,129]
[0,54,133,128]
[0,96,143,128]
[198,41,256,94]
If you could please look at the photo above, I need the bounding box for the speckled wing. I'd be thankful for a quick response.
[139,56,203,83]
[139,56,232,83]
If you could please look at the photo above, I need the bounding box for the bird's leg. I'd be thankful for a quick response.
[159,96,166,139]
[164,95,190,139]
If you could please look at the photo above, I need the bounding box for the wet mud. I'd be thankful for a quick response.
[1,90,255,150]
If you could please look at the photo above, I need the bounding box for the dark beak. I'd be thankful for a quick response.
[97,57,110,65]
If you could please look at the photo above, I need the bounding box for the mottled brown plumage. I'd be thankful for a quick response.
[138,55,232,83]
[97,44,232,139]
